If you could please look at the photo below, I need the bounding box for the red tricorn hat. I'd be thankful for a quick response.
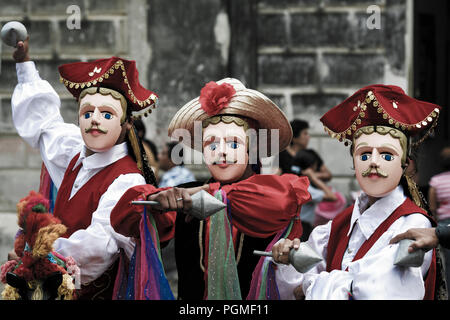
[320,84,442,146]
[58,57,158,120]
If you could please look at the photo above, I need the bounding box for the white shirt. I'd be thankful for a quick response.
[12,61,146,284]
[275,185,433,300]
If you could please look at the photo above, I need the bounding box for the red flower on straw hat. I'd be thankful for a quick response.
[199,81,236,116]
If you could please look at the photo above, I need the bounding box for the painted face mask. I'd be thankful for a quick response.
[353,131,404,198]
[203,121,249,184]
[79,92,125,153]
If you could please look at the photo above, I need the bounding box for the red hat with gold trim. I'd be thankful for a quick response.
[58,56,158,120]
[320,84,441,146]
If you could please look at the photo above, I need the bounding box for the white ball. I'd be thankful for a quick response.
[1,21,28,47]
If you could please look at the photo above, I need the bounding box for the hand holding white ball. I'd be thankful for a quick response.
[1,21,30,63]
[1,21,28,47]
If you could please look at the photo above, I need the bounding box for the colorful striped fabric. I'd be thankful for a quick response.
[246,221,294,300]
[113,207,175,300]
[39,163,57,213]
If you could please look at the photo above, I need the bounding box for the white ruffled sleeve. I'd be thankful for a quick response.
[12,61,82,188]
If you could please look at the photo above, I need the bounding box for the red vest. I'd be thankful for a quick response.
[54,153,141,237]
[326,198,437,300]
[53,153,141,299]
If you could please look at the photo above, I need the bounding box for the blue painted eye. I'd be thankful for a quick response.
[228,141,239,149]
[360,153,370,161]
[209,143,217,151]
[84,112,92,119]
[382,153,394,161]
[102,112,113,120]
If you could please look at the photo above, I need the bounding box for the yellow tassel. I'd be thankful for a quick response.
[32,224,67,259]
[128,126,143,173]
[1,285,20,300]
[405,174,424,208]
[57,273,75,300]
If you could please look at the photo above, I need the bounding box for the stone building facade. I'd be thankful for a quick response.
[0,0,412,212]
[2,0,442,296]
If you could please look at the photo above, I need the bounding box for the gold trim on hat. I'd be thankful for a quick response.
[323,90,440,146]
[59,59,158,120]
[323,99,367,144]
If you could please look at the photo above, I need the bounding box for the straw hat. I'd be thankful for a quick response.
[168,78,292,156]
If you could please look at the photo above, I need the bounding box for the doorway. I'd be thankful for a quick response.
[414,0,450,187]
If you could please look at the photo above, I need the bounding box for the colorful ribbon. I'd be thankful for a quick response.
[113,207,174,300]
[206,190,242,299]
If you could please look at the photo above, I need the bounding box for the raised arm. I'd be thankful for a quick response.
[12,39,82,188]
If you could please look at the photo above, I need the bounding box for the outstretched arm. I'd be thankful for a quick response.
[302,168,337,201]
[315,163,333,182]
[110,184,206,239]
[389,227,443,251]
[216,174,311,238]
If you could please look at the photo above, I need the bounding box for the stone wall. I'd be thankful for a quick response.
[0,0,411,211]
[146,0,226,181]
[255,0,410,197]
[0,0,411,296]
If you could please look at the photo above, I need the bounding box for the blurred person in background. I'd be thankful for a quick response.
[277,119,332,183]
[291,149,339,241]
[428,146,450,287]
[158,141,196,188]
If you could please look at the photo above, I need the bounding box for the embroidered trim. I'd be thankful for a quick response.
[235,233,245,265]
[59,59,158,120]
[199,220,205,273]
[198,220,245,273]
